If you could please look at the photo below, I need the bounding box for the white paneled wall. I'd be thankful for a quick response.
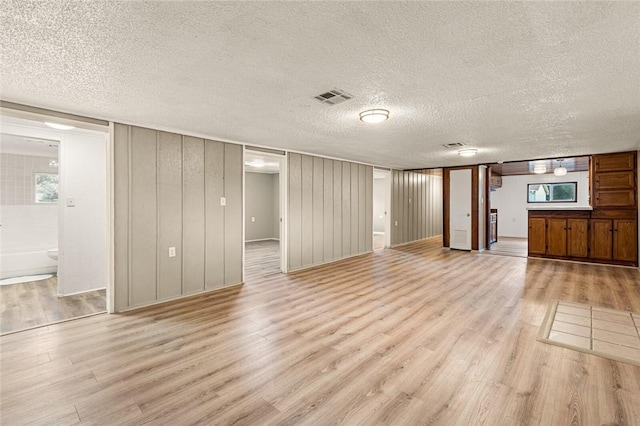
[114,124,242,311]
[391,171,443,246]
[288,153,373,271]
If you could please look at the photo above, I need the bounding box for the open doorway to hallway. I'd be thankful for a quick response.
[244,149,286,280]
[0,111,110,334]
[373,168,391,250]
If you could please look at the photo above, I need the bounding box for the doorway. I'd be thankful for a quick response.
[243,149,286,280]
[373,168,391,250]
[0,112,110,334]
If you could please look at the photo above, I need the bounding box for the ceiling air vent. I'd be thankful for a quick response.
[442,142,467,149]
[313,89,354,106]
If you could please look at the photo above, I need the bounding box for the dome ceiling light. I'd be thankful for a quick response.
[359,109,389,123]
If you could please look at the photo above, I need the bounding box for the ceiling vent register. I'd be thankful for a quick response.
[314,89,354,106]
[442,143,467,149]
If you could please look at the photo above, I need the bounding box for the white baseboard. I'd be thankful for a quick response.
[245,238,280,242]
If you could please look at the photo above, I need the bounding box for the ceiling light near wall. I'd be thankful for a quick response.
[533,163,547,174]
[458,148,477,157]
[44,122,75,130]
[359,109,389,123]
[554,159,567,176]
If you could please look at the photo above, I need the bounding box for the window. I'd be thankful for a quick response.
[527,182,577,203]
[35,173,59,203]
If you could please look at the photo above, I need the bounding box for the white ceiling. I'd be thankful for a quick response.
[2,2,639,169]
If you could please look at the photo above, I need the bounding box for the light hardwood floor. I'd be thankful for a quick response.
[487,237,528,258]
[0,276,106,334]
[1,236,639,425]
[244,240,281,280]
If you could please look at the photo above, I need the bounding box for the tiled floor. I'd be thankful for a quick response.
[539,300,640,366]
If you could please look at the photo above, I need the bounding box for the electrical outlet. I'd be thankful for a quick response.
[168,247,176,257]
[66,198,76,207]
[220,197,226,206]
[251,217,255,222]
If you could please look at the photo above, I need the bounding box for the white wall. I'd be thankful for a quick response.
[373,177,387,233]
[245,172,279,241]
[490,171,590,238]
[58,131,108,295]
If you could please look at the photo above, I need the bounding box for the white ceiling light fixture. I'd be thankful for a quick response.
[44,122,75,130]
[458,148,477,157]
[554,159,567,176]
[359,109,389,124]
[533,163,547,174]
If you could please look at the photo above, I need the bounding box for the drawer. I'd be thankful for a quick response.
[595,171,635,190]
[593,190,636,208]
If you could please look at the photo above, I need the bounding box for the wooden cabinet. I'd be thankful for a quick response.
[528,211,637,266]
[528,217,546,255]
[591,152,636,208]
[614,219,637,263]
[590,219,613,260]
[547,218,567,257]
[593,152,635,173]
[567,219,589,258]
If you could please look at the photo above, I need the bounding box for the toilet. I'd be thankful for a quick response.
[47,249,58,261]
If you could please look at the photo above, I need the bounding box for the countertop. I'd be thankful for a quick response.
[526,206,593,211]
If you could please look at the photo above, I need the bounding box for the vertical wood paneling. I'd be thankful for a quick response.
[342,162,351,256]
[350,164,359,256]
[288,153,302,270]
[323,159,334,261]
[390,171,445,246]
[365,166,373,251]
[157,131,183,299]
[114,124,246,311]
[285,154,373,271]
[205,140,224,289]
[312,157,324,264]
[333,161,342,259]
[182,136,205,294]
[358,164,366,253]
[223,144,243,285]
[301,155,313,266]
[113,124,129,311]
[129,126,157,306]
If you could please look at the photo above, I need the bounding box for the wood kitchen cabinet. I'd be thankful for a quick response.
[590,218,637,263]
[591,152,637,208]
[567,218,589,258]
[547,218,567,257]
[528,217,546,255]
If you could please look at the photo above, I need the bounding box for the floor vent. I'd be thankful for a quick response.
[442,142,467,149]
[313,89,354,106]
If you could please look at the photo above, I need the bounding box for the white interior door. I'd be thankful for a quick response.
[449,169,472,250]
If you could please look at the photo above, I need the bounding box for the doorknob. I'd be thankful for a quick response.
[466,213,470,217]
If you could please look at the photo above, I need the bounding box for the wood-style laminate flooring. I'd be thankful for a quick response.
[244,240,281,280]
[1,236,640,425]
[0,276,106,335]
[487,237,529,258]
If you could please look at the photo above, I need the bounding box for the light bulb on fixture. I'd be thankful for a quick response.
[359,109,389,123]
[554,159,567,176]
[45,122,75,130]
[458,148,477,157]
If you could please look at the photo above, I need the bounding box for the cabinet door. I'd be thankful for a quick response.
[593,152,635,172]
[567,219,589,258]
[593,190,636,208]
[595,171,635,190]
[590,219,613,260]
[528,217,546,255]
[614,220,637,263]
[547,218,567,257]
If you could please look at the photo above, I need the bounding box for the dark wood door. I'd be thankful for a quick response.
[528,218,546,255]
[613,220,637,262]
[547,218,567,257]
[567,218,589,258]
[590,219,613,260]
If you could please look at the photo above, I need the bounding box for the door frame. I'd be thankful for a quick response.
[443,165,479,250]
[373,168,392,249]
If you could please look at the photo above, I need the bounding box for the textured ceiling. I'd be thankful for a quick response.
[2,1,639,169]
